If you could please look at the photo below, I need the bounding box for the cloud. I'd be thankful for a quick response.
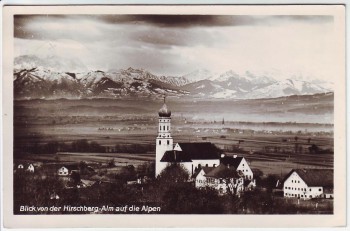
[96,15,265,28]
[14,14,337,80]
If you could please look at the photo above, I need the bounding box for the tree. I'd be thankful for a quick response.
[157,163,189,184]
[309,144,320,154]
[70,171,81,185]
[162,184,223,214]
[116,165,137,183]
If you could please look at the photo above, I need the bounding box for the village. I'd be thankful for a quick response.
[13,100,334,214]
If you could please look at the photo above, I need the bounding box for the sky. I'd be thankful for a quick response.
[14,14,337,81]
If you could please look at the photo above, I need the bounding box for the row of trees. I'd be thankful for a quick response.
[15,140,155,155]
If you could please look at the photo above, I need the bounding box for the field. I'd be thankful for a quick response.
[14,98,333,177]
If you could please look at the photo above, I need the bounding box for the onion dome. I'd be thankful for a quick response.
[158,103,171,117]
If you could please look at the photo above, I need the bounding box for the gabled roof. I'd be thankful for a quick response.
[220,156,244,168]
[177,142,221,160]
[160,150,192,162]
[205,164,241,179]
[59,164,79,172]
[193,166,215,178]
[284,169,333,188]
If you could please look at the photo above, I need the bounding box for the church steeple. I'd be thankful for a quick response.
[158,96,171,117]
[155,97,173,176]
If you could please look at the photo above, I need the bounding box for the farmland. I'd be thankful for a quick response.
[14,97,333,177]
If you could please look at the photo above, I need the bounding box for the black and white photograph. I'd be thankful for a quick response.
[2,4,346,228]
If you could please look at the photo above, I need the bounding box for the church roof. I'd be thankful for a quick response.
[220,156,244,168]
[160,150,192,163]
[158,103,171,117]
[177,142,221,160]
[284,169,333,188]
[205,164,241,179]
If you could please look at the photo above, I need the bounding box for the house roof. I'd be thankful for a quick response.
[284,169,333,188]
[193,166,215,178]
[160,150,193,162]
[220,156,244,168]
[177,142,221,160]
[59,164,79,172]
[205,164,241,179]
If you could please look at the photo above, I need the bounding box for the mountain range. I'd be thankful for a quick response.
[14,55,333,100]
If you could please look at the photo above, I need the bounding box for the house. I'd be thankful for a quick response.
[27,164,35,173]
[77,179,96,188]
[194,166,215,188]
[283,169,333,199]
[50,192,60,200]
[58,166,69,176]
[18,164,24,169]
[195,164,245,195]
[220,154,254,180]
[57,165,79,176]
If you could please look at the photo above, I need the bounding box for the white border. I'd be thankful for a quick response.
[1,3,348,229]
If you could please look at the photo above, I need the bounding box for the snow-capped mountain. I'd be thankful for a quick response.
[14,55,88,73]
[182,69,217,83]
[13,55,333,100]
[14,66,189,99]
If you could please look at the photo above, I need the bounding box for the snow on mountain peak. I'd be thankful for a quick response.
[14,55,88,73]
[183,69,215,83]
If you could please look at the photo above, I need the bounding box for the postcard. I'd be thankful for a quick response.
[2,4,346,228]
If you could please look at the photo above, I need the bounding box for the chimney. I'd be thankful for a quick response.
[233,155,237,158]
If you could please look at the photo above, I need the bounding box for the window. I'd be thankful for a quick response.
[319,188,322,191]
[159,126,161,130]
[167,126,169,130]
[309,189,312,191]
[163,126,165,130]
[159,140,161,145]
[298,181,300,183]
[167,140,170,145]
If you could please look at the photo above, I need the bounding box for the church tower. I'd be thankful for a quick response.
[155,97,173,177]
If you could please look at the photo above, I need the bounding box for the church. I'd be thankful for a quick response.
[155,99,221,177]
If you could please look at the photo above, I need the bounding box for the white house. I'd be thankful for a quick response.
[18,164,24,169]
[220,155,254,180]
[283,169,333,200]
[195,164,245,195]
[194,167,215,188]
[26,164,35,173]
[58,166,69,176]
